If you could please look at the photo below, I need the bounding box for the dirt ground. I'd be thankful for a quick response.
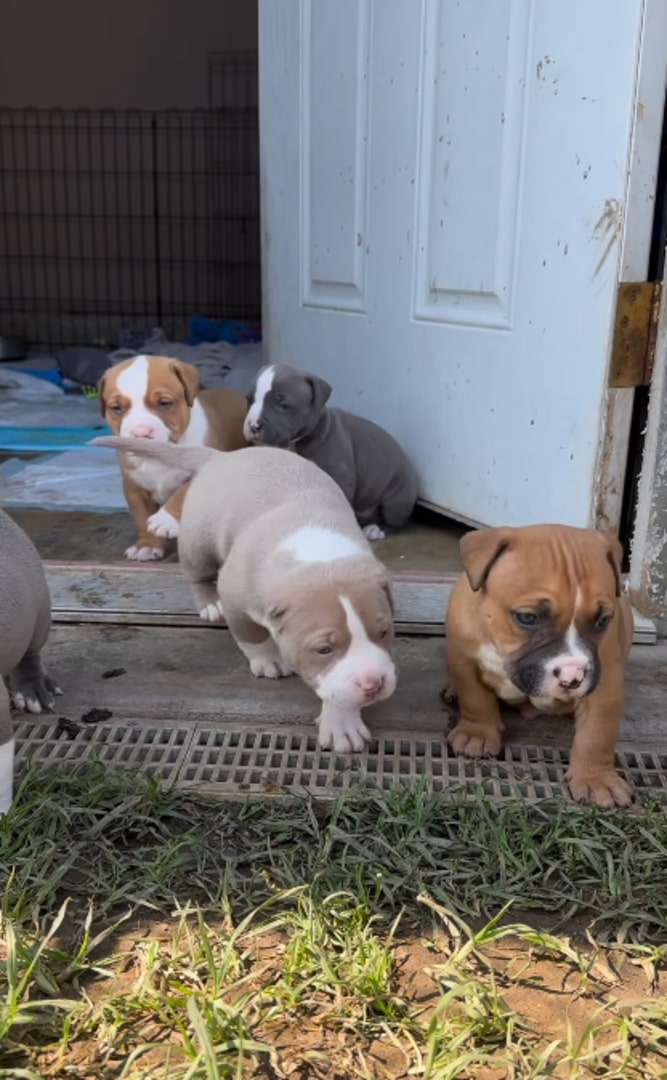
[43,919,666,1079]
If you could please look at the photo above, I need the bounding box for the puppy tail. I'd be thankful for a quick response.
[90,436,216,489]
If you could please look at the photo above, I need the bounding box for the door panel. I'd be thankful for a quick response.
[259,0,650,528]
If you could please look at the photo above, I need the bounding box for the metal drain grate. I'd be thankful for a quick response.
[14,719,191,784]
[12,719,667,802]
[180,730,667,800]
[11,717,667,803]
[179,728,569,797]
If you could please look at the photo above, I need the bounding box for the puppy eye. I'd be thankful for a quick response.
[314,644,333,656]
[157,399,172,409]
[513,611,539,629]
[277,398,291,410]
[109,402,124,413]
[594,611,612,631]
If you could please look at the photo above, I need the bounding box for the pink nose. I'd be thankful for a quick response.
[552,660,588,690]
[129,423,155,439]
[354,674,385,696]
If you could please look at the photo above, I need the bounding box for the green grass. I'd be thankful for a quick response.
[1,763,667,1077]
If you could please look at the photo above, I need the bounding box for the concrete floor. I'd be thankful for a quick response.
[35,624,667,746]
[7,505,467,575]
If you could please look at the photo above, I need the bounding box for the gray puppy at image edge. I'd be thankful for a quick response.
[0,509,62,813]
[243,363,419,539]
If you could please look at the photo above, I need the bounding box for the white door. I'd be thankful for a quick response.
[258,0,662,528]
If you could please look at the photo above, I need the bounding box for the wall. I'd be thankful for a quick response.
[0,0,257,109]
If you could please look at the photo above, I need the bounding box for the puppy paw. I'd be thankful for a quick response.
[147,507,179,539]
[199,600,225,623]
[362,524,386,541]
[126,544,165,562]
[249,656,292,679]
[318,710,371,753]
[11,672,62,714]
[567,769,633,809]
[447,722,502,758]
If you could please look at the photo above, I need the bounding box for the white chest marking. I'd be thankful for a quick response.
[127,457,174,502]
[180,398,209,446]
[477,643,526,703]
[278,526,365,564]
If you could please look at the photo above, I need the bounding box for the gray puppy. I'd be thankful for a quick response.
[0,509,61,812]
[243,363,419,539]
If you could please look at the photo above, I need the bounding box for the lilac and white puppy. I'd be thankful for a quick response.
[93,437,397,753]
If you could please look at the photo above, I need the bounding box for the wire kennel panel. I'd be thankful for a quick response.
[0,102,259,348]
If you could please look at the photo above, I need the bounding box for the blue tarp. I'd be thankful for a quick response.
[0,424,110,452]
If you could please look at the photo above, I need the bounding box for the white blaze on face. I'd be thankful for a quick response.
[315,594,396,709]
[279,526,366,564]
[244,365,275,441]
[536,588,596,706]
[116,355,171,442]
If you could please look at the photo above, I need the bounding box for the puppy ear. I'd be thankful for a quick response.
[604,532,624,597]
[380,577,395,616]
[306,374,332,412]
[170,360,200,406]
[97,373,108,417]
[460,528,513,592]
[267,601,290,630]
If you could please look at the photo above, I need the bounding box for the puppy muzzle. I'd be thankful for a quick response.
[316,667,397,710]
[509,653,600,704]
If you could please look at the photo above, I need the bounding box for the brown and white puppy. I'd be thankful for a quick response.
[442,524,633,808]
[92,436,397,752]
[99,354,248,561]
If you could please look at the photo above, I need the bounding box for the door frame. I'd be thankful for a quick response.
[595,0,667,535]
[629,253,667,631]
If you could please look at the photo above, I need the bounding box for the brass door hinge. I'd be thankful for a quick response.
[608,281,662,388]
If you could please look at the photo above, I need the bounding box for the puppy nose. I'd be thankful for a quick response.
[249,420,261,434]
[129,423,155,439]
[355,674,384,695]
[560,677,582,690]
[553,661,587,690]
